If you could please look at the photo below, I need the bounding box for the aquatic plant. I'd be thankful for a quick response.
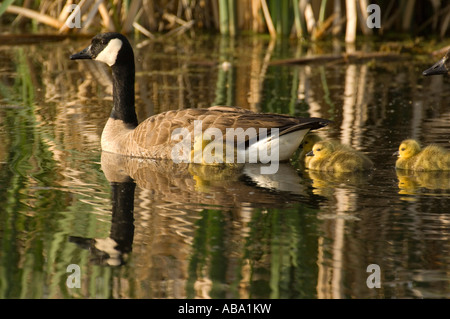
[0,0,449,41]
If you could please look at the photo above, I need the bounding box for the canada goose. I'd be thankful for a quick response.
[306,141,373,172]
[423,49,450,76]
[393,139,450,171]
[70,33,331,164]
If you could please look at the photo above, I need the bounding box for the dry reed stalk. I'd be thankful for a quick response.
[250,0,262,32]
[162,14,195,37]
[142,0,156,31]
[441,6,450,37]
[211,0,220,30]
[381,1,399,34]
[98,1,115,31]
[122,0,142,33]
[235,0,245,30]
[133,21,155,38]
[345,0,357,43]
[58,0,73,22]
[1,0,448,38]
[332,0,342,35]
[260,0,276,37]
[312,13,336,40]
[181,0,193,22]
[304,3,316,34]
[430,0,440,30]
[82,0,105,32]
[6,4,64,29]
[357,0,372,35]
[11,0,33,26]
[402,0,415,31]
[58,0,90,33]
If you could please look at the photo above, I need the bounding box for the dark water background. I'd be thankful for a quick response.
[0,34,449,298]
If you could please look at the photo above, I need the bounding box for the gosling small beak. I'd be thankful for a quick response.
[393,151,400,157]
[306,150,314,157]
[423,57,448,76]
[70,46,92,60]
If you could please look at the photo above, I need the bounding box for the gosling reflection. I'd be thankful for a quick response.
[305,169,372,196]
[396,169,450,195]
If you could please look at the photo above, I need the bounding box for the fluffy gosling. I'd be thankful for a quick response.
[298,134,353,167]
[307,141,373,172]
[394,139,450,171]
[298,133,323,167]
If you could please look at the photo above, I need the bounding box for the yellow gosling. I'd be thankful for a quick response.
[394,139,450,171]
[298,133,323,167]
[307,141,373,172]
[297,134,353,167]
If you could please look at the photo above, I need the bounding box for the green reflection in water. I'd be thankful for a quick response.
[0,46,112,298]
[187,205,319,299]
[247,206,318,299]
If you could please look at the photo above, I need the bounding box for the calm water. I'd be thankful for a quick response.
[0,34,449,299]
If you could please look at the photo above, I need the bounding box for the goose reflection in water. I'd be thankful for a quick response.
[69,179,135,266]
[69,151,315,266]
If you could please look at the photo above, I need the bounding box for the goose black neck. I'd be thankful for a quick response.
[110,63,138,127]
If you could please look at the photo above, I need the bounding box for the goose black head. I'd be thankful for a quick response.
[423,49,450,76]
[70,32,134,67]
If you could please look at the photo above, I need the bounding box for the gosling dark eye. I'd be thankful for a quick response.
[401,148,405,151]
[316,148,321,152]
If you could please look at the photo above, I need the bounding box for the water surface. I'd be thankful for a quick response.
[0,34,449,299]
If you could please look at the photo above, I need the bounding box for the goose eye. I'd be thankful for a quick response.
[316,148,321,152]
[401,148,405,151]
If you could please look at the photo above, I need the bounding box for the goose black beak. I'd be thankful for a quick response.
[422,57,448,76]
[306,151,314,157]
[70,46,92,60]
[392,151,400,157]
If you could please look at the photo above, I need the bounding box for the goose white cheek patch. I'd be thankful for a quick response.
[95,38,123,66]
